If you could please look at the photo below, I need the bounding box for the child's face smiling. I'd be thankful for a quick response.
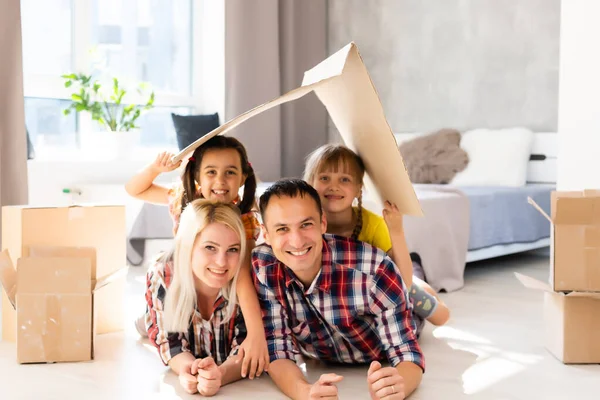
[198,149,246,204]
[312,168,361,214]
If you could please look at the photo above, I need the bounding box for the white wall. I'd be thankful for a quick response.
[557,0,600,190]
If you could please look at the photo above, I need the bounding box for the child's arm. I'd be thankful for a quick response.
[235,239,269,379]
[383,201,413,288]
[125,151,180,204]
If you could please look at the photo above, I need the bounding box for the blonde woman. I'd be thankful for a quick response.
[146,200,248,396]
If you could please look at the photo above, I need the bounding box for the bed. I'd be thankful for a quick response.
[369,130,557,292]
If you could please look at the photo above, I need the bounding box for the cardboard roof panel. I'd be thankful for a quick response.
[17,258,91,295]
[172,42,423,217]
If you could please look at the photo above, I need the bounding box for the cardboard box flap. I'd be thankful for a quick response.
[172,42,423,217]
[0,250,17,309]
[515,272,554,293]
[25,246,97,278]
[565,291,600,300]
[93,266,128,292]
[527,197,551,223]
[18,257,91,295]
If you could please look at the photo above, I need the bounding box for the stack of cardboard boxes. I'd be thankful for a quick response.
[0,204,127,364]
[519,190,600,364]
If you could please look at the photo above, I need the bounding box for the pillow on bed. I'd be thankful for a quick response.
[451,127,534,187]
[399,128,469,184]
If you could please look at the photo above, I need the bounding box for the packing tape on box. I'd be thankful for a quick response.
[41,294,62,362]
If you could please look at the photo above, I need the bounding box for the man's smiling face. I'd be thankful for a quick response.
[262,194,327,283]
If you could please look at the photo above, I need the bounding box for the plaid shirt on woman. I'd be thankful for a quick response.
[251,234,425,371]
[145,258,247,366]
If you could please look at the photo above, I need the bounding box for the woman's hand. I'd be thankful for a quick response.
[192,357,223,397]
[152,151,181,173]
[178,361,199,394]
[382,201,404,234]
[236,333,270,379]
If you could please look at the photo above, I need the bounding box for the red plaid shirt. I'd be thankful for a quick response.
[145,258,246,365]
[252,234,425,370]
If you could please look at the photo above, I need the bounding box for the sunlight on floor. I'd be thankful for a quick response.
[433,326,492,345]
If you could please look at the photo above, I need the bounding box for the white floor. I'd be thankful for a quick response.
[1,242,599,399]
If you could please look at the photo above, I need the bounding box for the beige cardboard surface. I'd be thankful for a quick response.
[26,246,97,280]
[16,257,93,363]
[172,42,423,217]
[1,205,126,342]
[0,249,17,308]
[517,272,600,364]
[544,292,600,364]
[529,192,600,292]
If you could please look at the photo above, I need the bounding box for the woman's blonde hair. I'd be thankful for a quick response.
[163,199,246,332]
[303,144,366,239]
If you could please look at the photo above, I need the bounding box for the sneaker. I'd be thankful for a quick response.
[135,314,148,338]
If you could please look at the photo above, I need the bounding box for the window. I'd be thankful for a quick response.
[21,0,199,155]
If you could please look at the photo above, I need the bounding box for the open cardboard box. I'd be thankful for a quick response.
[515,273,600,364]
[172,42,423,217]
[1,204,127,342]
[528,190,600,292]
[0,248,127,364]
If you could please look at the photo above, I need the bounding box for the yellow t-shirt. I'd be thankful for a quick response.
[356,207,392,253]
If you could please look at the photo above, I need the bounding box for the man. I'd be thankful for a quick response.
[252,179,424,400]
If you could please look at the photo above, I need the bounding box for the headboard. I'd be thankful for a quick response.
[393,131,557,185]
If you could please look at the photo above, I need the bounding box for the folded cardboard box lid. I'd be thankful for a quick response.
[171,42,423,217]
[516,272,600,364]
[528,191,600,292]
[0,249,127,364]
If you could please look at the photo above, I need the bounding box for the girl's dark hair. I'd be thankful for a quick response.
[176,135,257,216]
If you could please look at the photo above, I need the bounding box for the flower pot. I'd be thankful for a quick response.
[79,130,141,160]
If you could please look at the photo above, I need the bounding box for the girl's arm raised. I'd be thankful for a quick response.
[235,238,270,380]
[383,201,413,288]
[125,151,180,204]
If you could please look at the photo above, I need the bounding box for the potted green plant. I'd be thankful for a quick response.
[61,73,155,159]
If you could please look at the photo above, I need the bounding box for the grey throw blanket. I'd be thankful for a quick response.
[362,184,470,292]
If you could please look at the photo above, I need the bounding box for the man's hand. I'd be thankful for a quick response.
[178,362,199,394]
[191,357,222,397]
[367,361,405,399]
[308,373,344,399]
[236,333,270,379]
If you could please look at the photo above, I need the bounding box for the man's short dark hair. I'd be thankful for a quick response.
[259,179,323,224]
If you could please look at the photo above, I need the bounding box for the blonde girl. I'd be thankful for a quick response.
[126,135,268,379]
[304,144,450,331]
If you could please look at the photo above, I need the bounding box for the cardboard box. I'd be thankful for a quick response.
[516,273,600,364]
[0,248,126,363]
[528,190,600,292]
[1,205,126,342]
[172,42,423,217]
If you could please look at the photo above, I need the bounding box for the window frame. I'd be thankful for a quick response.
[22,0,204,149]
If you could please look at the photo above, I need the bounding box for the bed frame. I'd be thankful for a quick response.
[394,131,557,263]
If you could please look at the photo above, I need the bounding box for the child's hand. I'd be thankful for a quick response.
[382,201,404,233]
[236,333,270,379]
[152,151,181,173]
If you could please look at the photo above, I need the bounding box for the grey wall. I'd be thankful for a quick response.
[328,0,560,137]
